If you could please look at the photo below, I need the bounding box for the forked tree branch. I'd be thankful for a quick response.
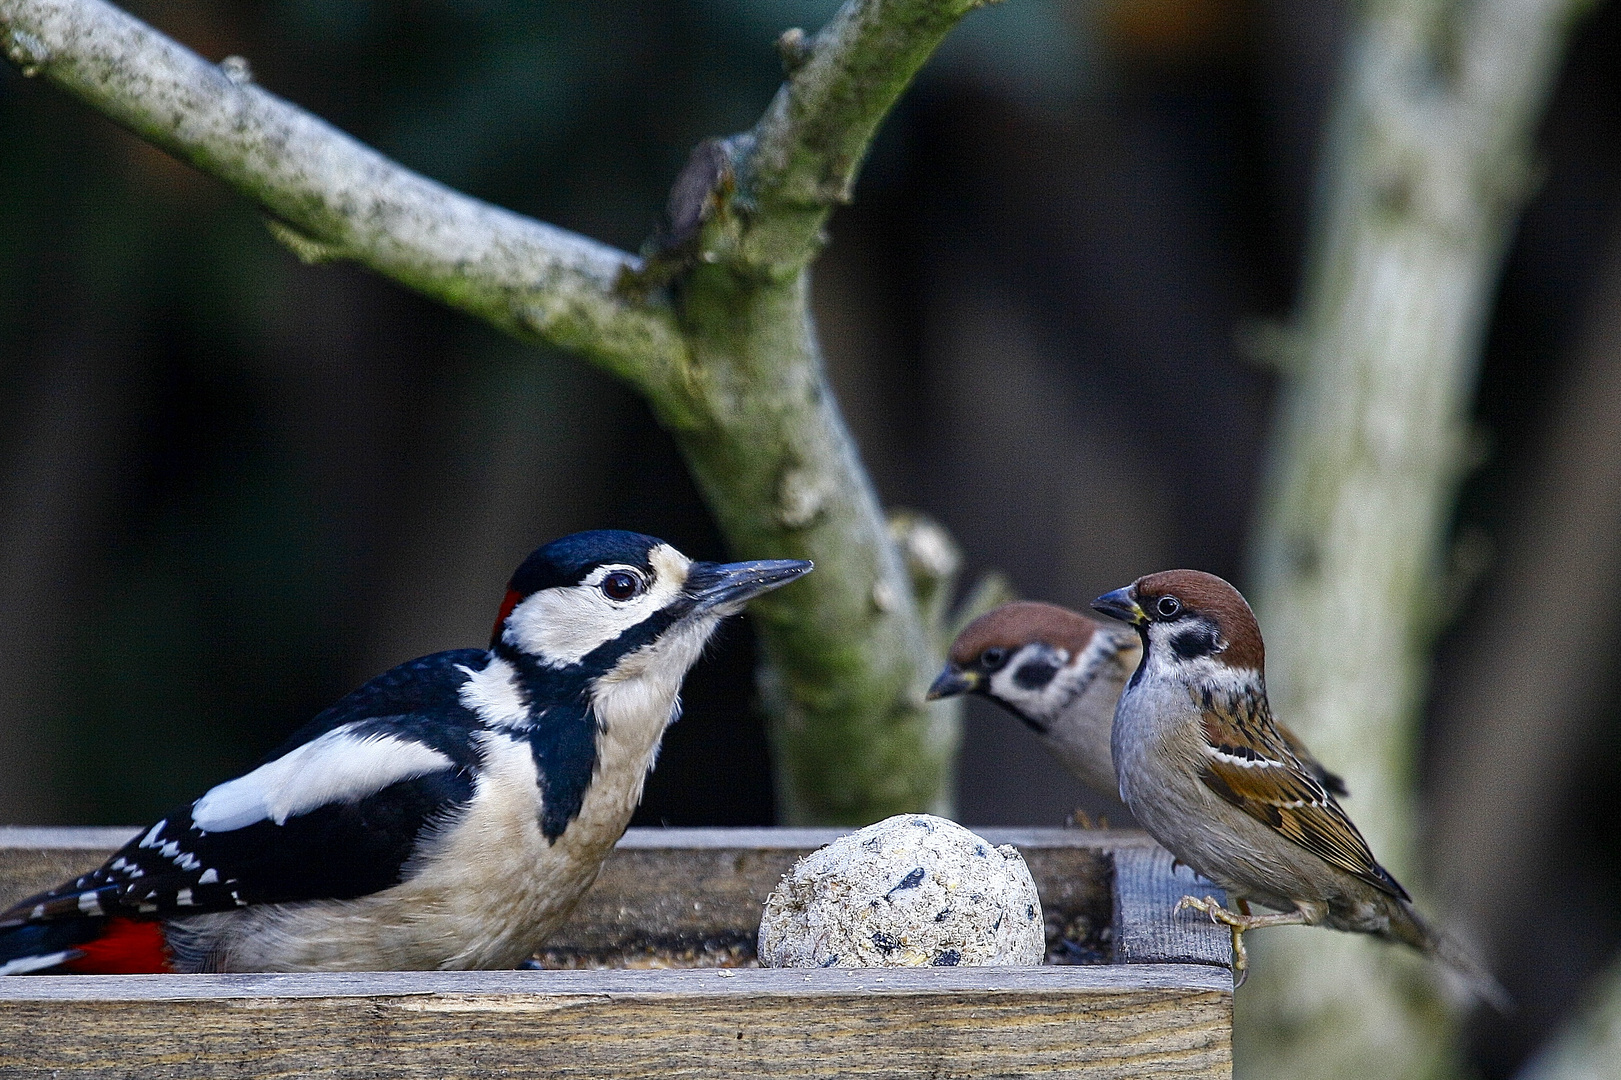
[733,0,988,277]
[0,0,991,824]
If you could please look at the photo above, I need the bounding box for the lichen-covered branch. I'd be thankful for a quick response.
[0,0,688,398]
[0,0,989,824]
[1239,0,1590,1075]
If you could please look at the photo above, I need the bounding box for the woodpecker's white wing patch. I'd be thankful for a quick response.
[505,544,691,667]
[192,727,454,832]
[0,951,77,976]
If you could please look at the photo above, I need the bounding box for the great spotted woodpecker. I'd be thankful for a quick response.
[0,531,810,974]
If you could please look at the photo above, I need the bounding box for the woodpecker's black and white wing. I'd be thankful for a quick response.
[1,651,490,927]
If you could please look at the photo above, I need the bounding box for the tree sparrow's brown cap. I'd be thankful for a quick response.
[927,601,1101,700]
[1091,569,1265,672]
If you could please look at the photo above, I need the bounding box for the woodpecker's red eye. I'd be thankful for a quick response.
[601,571,642,601]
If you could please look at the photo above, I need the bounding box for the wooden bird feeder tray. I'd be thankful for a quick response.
[0,826,1232,1078]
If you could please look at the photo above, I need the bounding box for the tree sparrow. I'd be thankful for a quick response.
[1091,570,1504,1004]
[927,601,1346,807]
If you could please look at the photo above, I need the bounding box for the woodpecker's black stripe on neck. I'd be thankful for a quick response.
[499,601,692,842]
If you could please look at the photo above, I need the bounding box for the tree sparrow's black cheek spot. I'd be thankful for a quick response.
[1012,661,1060,691]
[1169,624,1221,661]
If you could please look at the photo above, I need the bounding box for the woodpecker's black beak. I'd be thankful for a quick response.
[685,558,813,615]
[1092,586,1147,626]
[926,665,981,700]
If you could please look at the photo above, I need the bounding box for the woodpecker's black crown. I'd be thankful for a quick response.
[507,530,663,596]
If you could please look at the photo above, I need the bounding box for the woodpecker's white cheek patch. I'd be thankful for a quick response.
[192,728,454,832]
[505,544,691,667]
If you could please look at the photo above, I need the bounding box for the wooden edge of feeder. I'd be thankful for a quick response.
[0,961,1231,1001]
[0,826,144,849]
[1112,845,1232,968]
[0,965,1233,1080]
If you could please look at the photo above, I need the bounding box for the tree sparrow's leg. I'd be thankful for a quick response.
[1175,895,1310,985]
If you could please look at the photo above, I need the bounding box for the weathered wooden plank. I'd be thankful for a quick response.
[0,827,141,848]
[0,829,1231,1077]
[0,966,1231,1079]
[1111,845,1232,969]
[0,963,1227,999]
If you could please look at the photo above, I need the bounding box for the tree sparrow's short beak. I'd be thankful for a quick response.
[926,665,980,700]
[1092,587,1147,626]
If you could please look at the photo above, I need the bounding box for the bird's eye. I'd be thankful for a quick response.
[1156,596,1182,618]
[601,571,643,601]
[980,647,1009,671]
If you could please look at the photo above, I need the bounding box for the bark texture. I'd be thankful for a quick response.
[1240,0,1592,1076]
[0,0,992,824]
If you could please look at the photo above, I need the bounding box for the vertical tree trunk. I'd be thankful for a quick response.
[657,269,959,822]
[1240,0,1588,1076]
[1427,195,1621,1040]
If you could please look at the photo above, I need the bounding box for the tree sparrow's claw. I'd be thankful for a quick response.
[1176,895,1254,984]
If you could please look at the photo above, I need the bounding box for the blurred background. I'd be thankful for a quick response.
[0,0,1618,1073]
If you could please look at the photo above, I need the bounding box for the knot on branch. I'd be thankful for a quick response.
[667,138,736,249]
[779,467,833,529]
[888,510,961,646]
[265,218,347,265]
[618,138,741,298]
[777,27,813,74]
[5,28,49,76]
[219,55,254,85]
[888,509,1016,651]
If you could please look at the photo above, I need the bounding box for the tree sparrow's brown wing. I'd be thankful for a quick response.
[1196,695,1407,901]
[1273,721,1349,797]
